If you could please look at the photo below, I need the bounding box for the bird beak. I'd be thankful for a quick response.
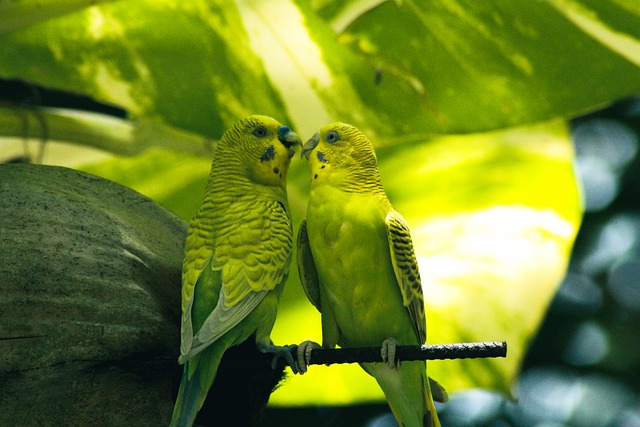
[301,132,319,159]
[278,126,301,159]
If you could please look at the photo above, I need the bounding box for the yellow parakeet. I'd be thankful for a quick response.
[170,115,301,426]
[296,122,446,427]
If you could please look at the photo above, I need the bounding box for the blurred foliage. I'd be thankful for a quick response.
[1,0,640,418]
[426,98,640,427]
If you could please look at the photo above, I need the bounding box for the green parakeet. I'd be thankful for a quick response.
[170,115,301,426]
[296,122,445,427]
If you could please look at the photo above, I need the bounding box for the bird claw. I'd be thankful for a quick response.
[381,337,399,369]
[258,343,299,375]
[296,340,321,375]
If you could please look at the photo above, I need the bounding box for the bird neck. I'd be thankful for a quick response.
[339,164,387,197]
[204,157,288,207]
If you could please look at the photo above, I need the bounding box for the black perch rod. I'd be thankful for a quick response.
[267,341,507,369]
[306,341,507,366]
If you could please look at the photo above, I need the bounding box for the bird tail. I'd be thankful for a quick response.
[170,365,202,427]
[423,376,441,427]
[422,368,447,427]
[170,348,222,427]
[386,372,441,427]
[367,360,443,427]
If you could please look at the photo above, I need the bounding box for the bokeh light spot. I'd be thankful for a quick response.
[365,412,396,427]
[608,258,640,312]
[579,214,640,276]
[562,321,609,366]
[571,374,634,427]
[573,118,638,212]
[616,407,640,427]
[552,272,603,315]
[516,367,634,427]
[576,158,619,212]
[440,389,503,426]
[573,118,638,170]
[516,366,580,423]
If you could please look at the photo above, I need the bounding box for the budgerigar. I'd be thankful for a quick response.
[296,122,446,427]
[170,115,301,426]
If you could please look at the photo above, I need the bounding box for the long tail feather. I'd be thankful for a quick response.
[424,382,441,427]
[170,347,223,427]
[366,360,442,427]
[423,369,441,427]
[170,365,204,427]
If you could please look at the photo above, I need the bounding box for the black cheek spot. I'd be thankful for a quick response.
[260,145,276,162]
[321,165,326,169]
[273,167,280,174]
[314,174,318,179]
[317,151,328,163]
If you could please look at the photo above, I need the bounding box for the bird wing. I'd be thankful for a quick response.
[179,200,292,362]
[296,218,322,312]
[385,210,426,344]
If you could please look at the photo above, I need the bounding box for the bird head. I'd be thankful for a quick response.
[218,115,301,187]
[301,122,380,190]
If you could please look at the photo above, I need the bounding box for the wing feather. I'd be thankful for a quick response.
[385,210,426,344]
[179,200,292,363]
[296,219,321,312]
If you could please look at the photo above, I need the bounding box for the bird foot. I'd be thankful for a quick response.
[381,337,399,369]
[296,340,321,375]
[258,343,299,374]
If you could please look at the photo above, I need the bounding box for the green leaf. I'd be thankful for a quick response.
[0,0,116,35]
[1,0,638,140]
[332,0,640,132]
[0,1,291,137]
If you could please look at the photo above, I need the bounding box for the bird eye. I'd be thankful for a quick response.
[326,130,340,144]
[253,126,268,138]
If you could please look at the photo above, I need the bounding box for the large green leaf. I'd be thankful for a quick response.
[317,0,640,132]
[0,0,629,408]
[1,0,639,141]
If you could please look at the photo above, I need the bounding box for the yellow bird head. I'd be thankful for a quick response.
[217,115,301,187]
[301,122,382,192]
